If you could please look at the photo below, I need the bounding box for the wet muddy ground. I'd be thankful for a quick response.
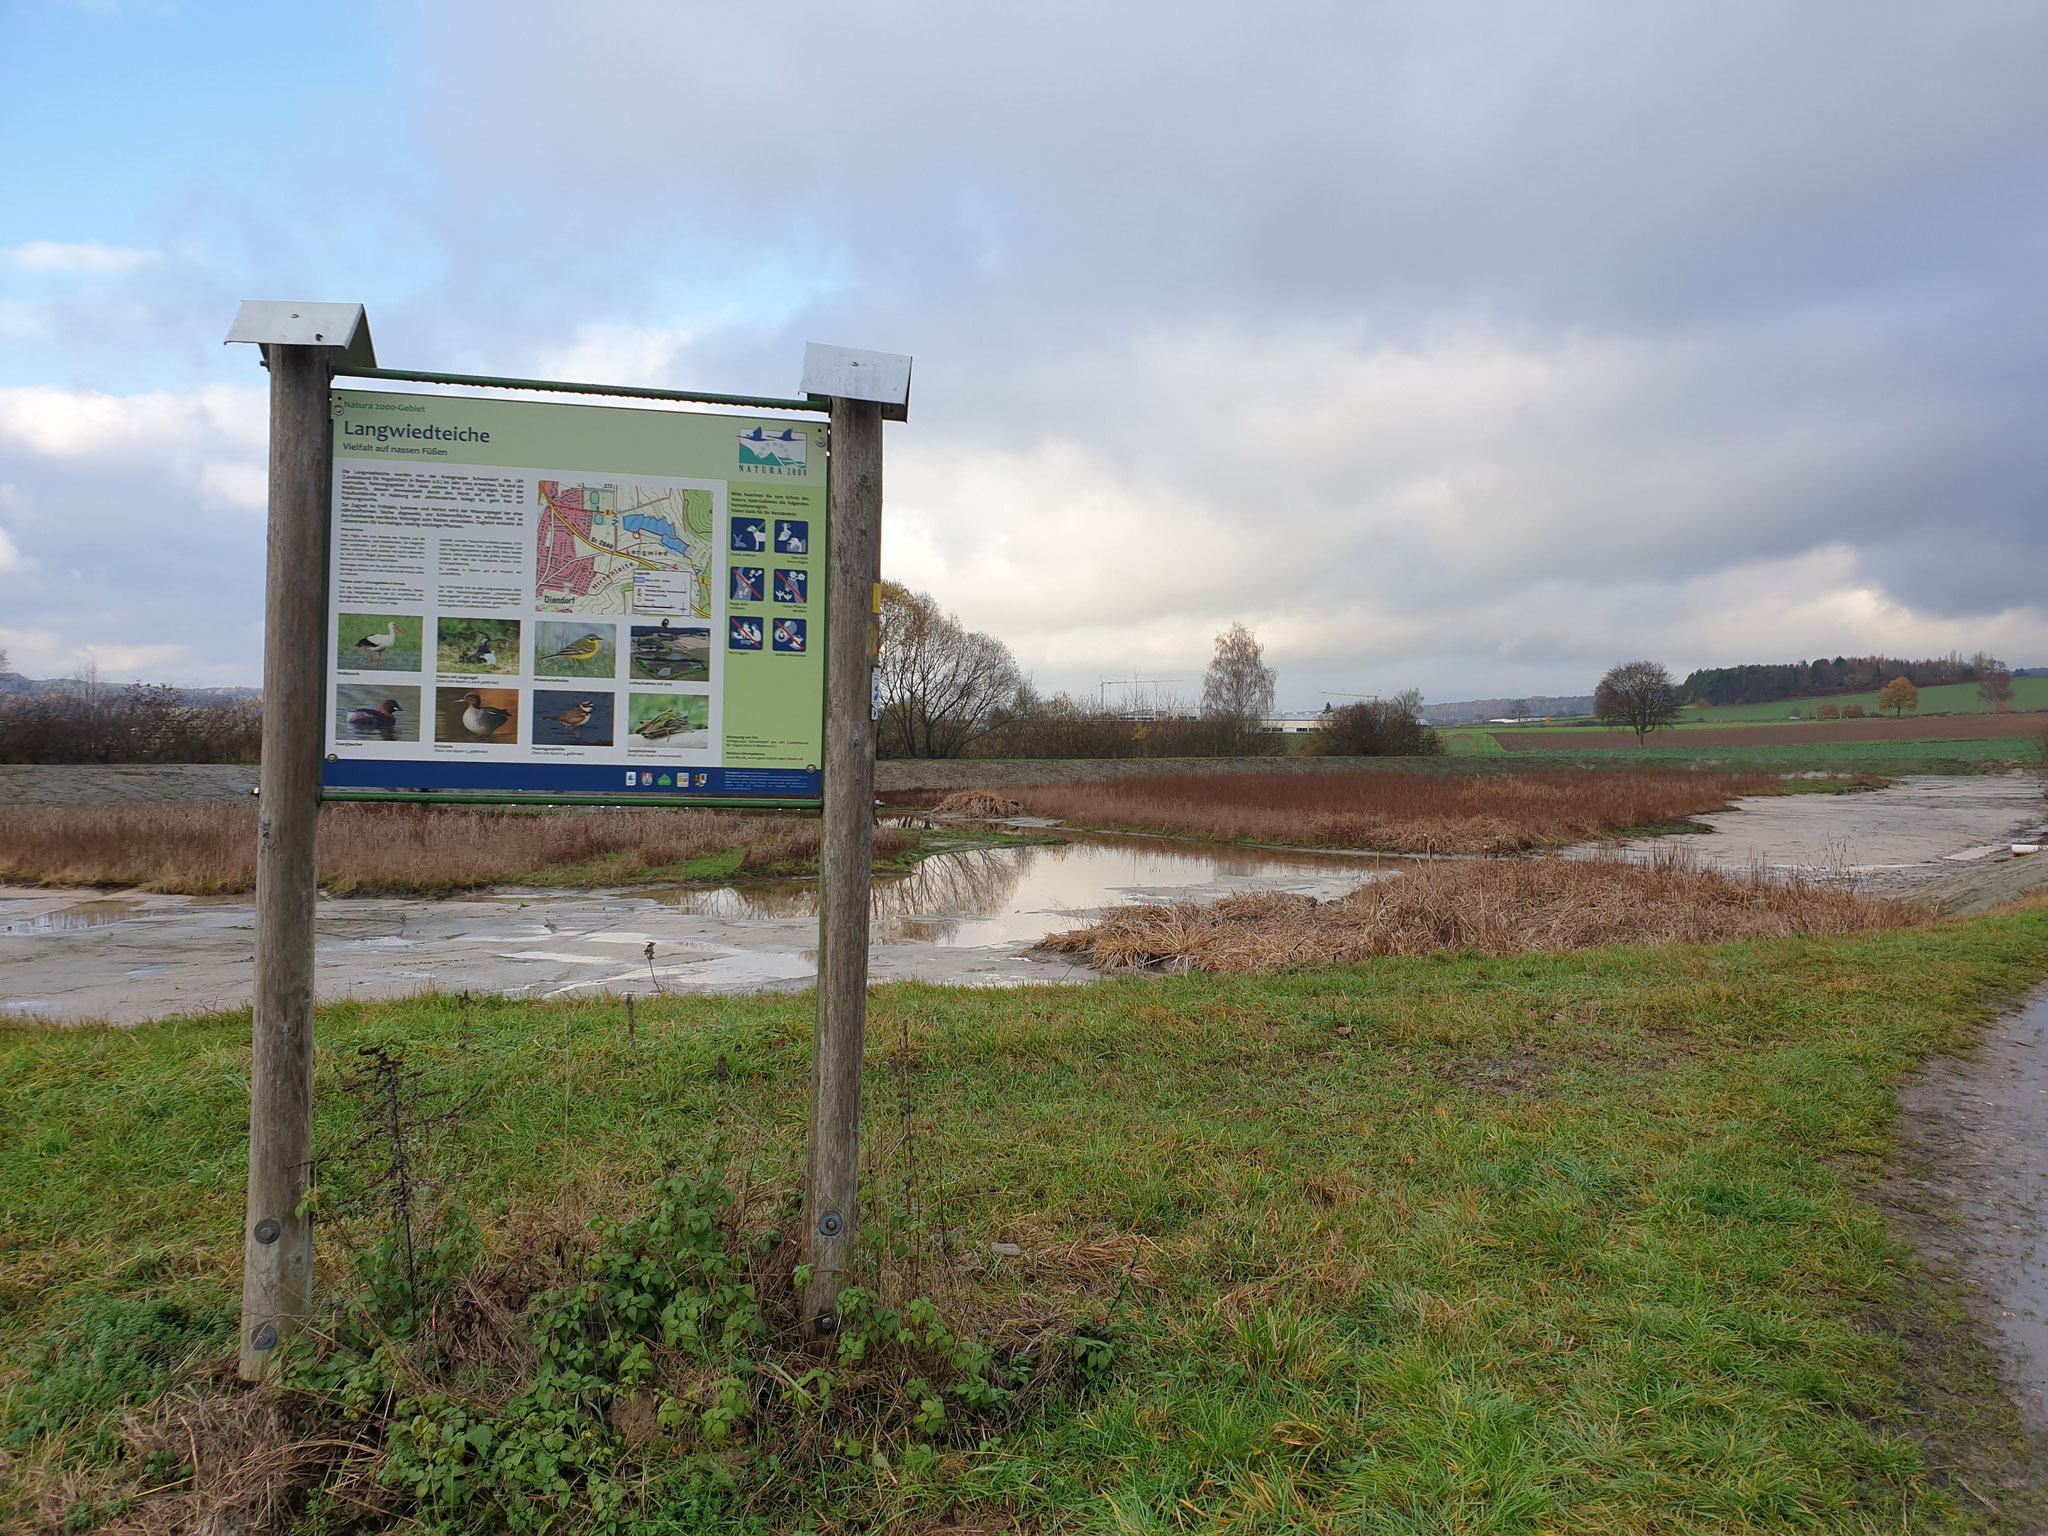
[1890,988,2048,1439]
[1602,772,2045,894]
[3,774,2041,1025]
[0,835,1395,1025]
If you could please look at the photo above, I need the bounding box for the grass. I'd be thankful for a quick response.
[5,911,2048,1530]
[0,803,923,896]
[1435,732,2038,775]
[1044,850,1926,973]
[1679,677,2048,724]
[993,769,1781,854]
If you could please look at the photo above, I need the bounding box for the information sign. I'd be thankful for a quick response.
[322,390,827,800]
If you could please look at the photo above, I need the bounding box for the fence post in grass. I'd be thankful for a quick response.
[224,303,373,1381]
[797,345,911,1342]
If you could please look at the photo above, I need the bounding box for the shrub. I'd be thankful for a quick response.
[1305,691,1442,757]
[0,685,260,765]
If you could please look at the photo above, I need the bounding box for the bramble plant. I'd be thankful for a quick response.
[281,1170,1081,1534]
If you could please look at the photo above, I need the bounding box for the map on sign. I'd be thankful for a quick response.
[535,479,716,617]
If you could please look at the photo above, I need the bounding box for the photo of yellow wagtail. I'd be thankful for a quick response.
[533,621,617,679]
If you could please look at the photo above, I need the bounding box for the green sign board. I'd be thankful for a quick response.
[322,389,827,801]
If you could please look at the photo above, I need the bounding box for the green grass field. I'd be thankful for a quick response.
[1438,729,2040,776]
[1677,677,2048,725]
[7,911,2048,1531]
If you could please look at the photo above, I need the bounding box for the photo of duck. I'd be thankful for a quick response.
[334,684,420,743]
[460,691,512,737]
[346,697,404,739]
[435,687,518,743]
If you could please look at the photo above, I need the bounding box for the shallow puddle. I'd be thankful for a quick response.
[656,833,1397,946]
[0,899,145,936]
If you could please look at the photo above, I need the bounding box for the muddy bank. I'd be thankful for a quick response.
[1880,987,2048,1518]
[1598,774,2045,894]
[0,836,1391,1025]
[0,762,259,805]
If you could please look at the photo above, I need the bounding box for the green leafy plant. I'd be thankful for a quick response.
[274,1170,1057,1533]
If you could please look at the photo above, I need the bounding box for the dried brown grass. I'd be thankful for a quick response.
[0,803,914,895]
[1042,849,1927,973]
[1003,768,1780,853]
[930,789,1024,819]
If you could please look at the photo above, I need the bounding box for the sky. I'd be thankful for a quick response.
[1,0,2044,708]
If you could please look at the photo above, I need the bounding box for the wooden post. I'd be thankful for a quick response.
[800,397,885,1338]
[239,342,332,1380]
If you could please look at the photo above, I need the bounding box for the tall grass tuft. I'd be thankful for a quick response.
[1003,768,1779,852]
[1044,846,1925,972]
[0,803,912,894]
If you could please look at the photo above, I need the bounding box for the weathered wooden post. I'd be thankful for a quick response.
[224,302,375,1380]
[796,344,911,1340]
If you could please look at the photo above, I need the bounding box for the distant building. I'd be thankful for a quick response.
[1259,711,1327,734]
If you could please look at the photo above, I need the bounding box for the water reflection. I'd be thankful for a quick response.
[0,899,145,936]
[655,834,1396,947]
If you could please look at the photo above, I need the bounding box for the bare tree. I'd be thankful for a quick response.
[1200,622,1276,722]
[1594,661,1681,746]
[875,581,1023,758]
[1978,661,2014,706]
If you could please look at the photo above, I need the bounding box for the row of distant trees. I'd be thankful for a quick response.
[875,586,1440,759]
[1594,656,2008,744]
[1680,652,2011,707]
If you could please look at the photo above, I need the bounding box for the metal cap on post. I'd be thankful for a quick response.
[796,343,910,1341]
[225,301,377,370]
[800,343,912,421]
[224,301,369,1379]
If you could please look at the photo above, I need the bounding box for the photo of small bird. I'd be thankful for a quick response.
[346,697,403,740]
[538,633,606,666]
[459,691,514,739]
[543,698,596,743]
[457,631,499,667]
[354,620,403,667]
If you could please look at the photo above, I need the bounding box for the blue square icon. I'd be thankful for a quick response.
[773,567,807,604]
[730,566,765,602]
[730,517,767,552]
[728,616,764,650]
[774,519,809,554]
[772,617,808,653]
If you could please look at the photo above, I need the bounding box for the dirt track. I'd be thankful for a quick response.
[1500,711,2048,749]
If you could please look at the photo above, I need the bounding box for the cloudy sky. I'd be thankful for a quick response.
[2,0,2043,706]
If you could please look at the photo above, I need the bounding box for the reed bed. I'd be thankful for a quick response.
[1042,849,1925,972]
[1004,768,1780,853]
[0,803,908,895]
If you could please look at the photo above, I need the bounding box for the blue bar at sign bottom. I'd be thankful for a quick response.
[322,759,821,798]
